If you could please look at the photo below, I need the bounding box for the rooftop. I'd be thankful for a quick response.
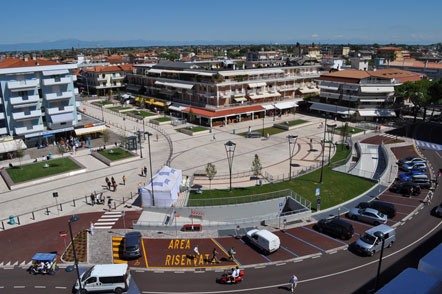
[319,68,424,83]
[0,57,59,69]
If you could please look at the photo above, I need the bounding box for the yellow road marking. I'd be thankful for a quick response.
[112,242,121,246]
[113,237,123,240]
[113,260,127,264]
[113,253,119,257]
[211,238,239,266]
[141,239,149,268]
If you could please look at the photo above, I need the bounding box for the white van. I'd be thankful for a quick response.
[354,224,395,256]
[246,229,280,254]
[74,264,130,294]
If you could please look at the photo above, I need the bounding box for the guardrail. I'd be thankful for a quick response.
[331,138,353,169]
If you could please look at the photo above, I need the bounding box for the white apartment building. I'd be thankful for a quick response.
[80,65,133,96]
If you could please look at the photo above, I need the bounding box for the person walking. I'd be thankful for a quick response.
[193,245,200,258]
[144,166,148,177]
[90,193,95,206]
[111,177,116,191]
[105,177,111,190]
[122,175,126,185]
[289,274,298,292]
[89,222,94,235]
[210,247,220,264]
[141,167,144,177]
[107,198,112,211]
[427,190,434,205]
[228,247,236,261]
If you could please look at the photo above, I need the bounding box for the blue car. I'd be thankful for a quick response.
[398,171,426,181]
[400,162,427,172]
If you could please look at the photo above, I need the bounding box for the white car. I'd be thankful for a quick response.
[246,229,280,254]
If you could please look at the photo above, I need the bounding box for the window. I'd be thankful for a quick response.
[99,276,125,284]
[86,277,97,284]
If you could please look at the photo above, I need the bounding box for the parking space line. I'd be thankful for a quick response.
[301,226,347,246]
[381,194,423,201]
[284,232,325,252]
[280,246,298,257]
[141,239,149,268]
[388,202,418,208]
[342,219,373,228]
[259,254,272,262]
[211,238,241,266]
[396,211,408,216]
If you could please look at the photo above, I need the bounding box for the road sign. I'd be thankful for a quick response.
[317,197,321,205]
[53,192,58,198]
[59,231,67,238]
[121,211,125,216]
[279,202,283,207]
[315,188,320,196]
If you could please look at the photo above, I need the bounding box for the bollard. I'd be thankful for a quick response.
[16,216,20,225]
[114,201,116,210]
[130,192,133,199]
[46,207,49,215]
[60,203,63,211]
[85,195,88,205]
[123,197,125,204]
[73,199,76,207]
[1,221,4,230]
[32,212,35,220]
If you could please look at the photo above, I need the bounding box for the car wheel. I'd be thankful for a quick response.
[369,250,375,257]
[351,215,357,220]
[387,241,394,248]
[80,289,88,294]
[317,226,323,233]
[115,288,123,294]
[374,221,379,226]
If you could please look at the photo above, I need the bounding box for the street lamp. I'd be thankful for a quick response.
[224,141,236,191]
[319,117,328,184]
[146,131,155,206]
[327,124,337,166]
[68,215,82,292]
[287,135,298,180]
[136,130,145,158]
[373,231,386,292]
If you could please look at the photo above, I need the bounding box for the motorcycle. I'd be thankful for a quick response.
[217,269,244,284]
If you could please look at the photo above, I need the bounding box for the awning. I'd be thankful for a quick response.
[168,103,187,112]
[248,92,281,100]
[275,101,297,110]
[233,97,247,102]
[360,86,394,93]
[42,69,69,76]
[152,101,165,107]
[0,139,27,154]
[155,81,194,90]
[343,84,359,91]
[50,113,75,124]
[75,125,107,136]
[319,81,340,91]
[359,99,386,103]
[247,82,267,88]
[310,103,356,115]
[262,104,275,110]
[220,68,284,76]
[299,87,319,94]
[358,109,396,117]
[126,85,142,91]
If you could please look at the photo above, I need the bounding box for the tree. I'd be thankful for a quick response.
[102,130,110,146]
[15,141,25,168]
[205,163,217,189]
[56,143,67,166]
[428,79,442,118]
[251,154,262,184]
[395,80,432,122]
[340,123,349,151]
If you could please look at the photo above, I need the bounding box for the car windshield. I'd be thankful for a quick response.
[81,266,94,282]
[360,233,376,244]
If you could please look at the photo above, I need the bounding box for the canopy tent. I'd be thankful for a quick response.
[142,166,182,207]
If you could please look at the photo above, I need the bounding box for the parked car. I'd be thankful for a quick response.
[354,225,396,256]
[412,178,432,189]
[314,218,354,240]
[398,171,426,182]
[357,201,396,218]
[398,156,425,166]
[123,231,142,259]
[245,229,280,254]
[390,182,421,195]
[348,208,387,225]
[434,202,442,217]
[400,162,427,172]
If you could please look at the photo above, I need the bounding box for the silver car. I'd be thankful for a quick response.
[348,208,388,225]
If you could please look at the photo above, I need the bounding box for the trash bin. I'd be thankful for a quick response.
[9,215,15,225]
[233,128,236,135]
[259,179,262,186]
[48,152,53,159]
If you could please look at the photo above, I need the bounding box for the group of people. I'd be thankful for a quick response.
[31,261,54,274]
[140,166,148,177]
[90,192,106,206]
[105,176,119,191]
[193,245,236,263]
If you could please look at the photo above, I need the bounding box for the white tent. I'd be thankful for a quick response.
[142,166,182,207]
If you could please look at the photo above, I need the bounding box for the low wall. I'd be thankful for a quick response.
[179,129,210,136]
[90,148,139,166]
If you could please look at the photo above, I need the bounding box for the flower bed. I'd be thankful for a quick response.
[62,230,87,262]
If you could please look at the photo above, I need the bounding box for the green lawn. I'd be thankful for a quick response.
[92,101,113,106]
[154,117,171,122]
[283,119,308,127]
[238,127,286,137]
[188,145,375,210]
[129,110,155,117]
[108,106,131,111]
[177,126,208,133]
[98,148,134,161]
[335,126,364,135]
[6,158,81,183]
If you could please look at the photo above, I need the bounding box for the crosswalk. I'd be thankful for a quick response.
[415,140,442,151]
[94,211,122,230]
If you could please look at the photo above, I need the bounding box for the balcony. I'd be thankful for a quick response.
[15,124,44,135]
[42,77,71,86]
[0,112,5,120]
[111,75,124,80]
[10,95,40,105]
[7,80,39,91]
[46,105,75,115]
[0,127,8,135]
[44,91,73,101]
[321,92,341,99]
[12,109,42,121]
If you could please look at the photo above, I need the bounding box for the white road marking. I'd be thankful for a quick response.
[55,286,67,289]
[35,286,46,288]
[14,286,25,288]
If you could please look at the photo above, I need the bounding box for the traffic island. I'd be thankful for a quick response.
[61,230,88,263]
[274,119,308,130]
[0,156,86,190]
[127,110,157,120]
[91,147,138,166]
[150,117,172,125]
[177,126,210,136]
[108,106,133,113]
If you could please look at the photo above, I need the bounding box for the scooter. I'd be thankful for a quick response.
[217,269,244,284]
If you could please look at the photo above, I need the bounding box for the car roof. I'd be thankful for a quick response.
[364,208,380,214]
[32,253,57,261]
[91,264,128,277]
[330,218,353,228]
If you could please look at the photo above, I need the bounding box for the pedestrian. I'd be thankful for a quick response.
[210,247,220,264]
[156,134,159,141]
[213,134,216,141]
[144,166,147,177]
[193,245,200,258]
[111,177,116,191]
[114,181,118,192]
[438,170,441,178]
[141,168,144,177]
[427,191,433,205]
[107,198,112,211]
[99,193,104,204]
[289,274,298,292]
[248,126,251,133]
[122,175,126,185]
[89,222,94,235]
[228,247,236,261]
[90,193,95,206]
[105,177,111,190]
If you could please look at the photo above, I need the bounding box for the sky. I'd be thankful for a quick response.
[1,0,441,45]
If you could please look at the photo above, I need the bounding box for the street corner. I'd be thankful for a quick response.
[111,236,147,268]
[142,238,237,269]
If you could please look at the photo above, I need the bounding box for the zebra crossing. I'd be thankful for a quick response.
[415,140,442,151]
[94,211,123,230]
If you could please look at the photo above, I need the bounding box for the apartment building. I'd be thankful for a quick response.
[127,61,320,127]
[80,65,134,96]
[312,68,423,120]
[379,60,442,80]
[0,57,80,138]
[377,47,404,62]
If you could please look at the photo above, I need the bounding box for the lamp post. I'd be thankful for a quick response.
[262,112,265,137]
[146,131,154,206]
[319,117,327,184]
[68,215,82,292]
[136,130,144,158]
[327,124,337,166]
[373,231,386,292]
[224,141,236,191]
[287,135,298,180]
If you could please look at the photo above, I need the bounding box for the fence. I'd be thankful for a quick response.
[331,138,353,169]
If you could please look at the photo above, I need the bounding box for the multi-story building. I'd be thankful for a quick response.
[378,60,442,80]
[0,57,80,139]
[311,68,423,120]
[80,65,134,96]
[377,47,403,62]
[127,61,320,127]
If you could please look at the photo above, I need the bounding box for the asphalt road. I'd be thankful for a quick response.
[0,149,441,293]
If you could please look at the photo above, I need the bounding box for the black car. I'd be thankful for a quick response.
[123,231,142,259]
[357,201,396,218]
[412,178,432,189]
[390,182,421,196]
[314,218,354,240]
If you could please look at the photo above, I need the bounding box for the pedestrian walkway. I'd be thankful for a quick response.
[94,211,123,230]
[415,140,442,151]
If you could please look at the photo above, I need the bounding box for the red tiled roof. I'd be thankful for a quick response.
[183,105,265,118]
[0,57,60,68]
[106,54,124,63]
[378,46,402,51]
[388,60,442,69]
[319,68,423,83]
[119,64,134,71]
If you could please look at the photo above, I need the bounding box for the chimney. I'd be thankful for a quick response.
[32,54,36,60]
[24,56,28,62]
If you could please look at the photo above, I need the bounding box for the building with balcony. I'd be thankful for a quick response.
[0,57,80,140]
[126,61,320,127]
[377,47,404,62]
[311,68,424,121]
[378,60,442,80]
[79,65,134,96]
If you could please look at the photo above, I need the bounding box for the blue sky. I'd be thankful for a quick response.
[1,0,441,45]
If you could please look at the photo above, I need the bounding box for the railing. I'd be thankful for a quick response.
[331,138,353,169]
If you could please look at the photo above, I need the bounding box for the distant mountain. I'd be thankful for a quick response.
[0,38,434,52]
